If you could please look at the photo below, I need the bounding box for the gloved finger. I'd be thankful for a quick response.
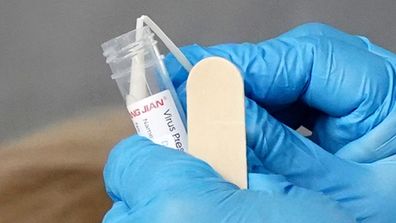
[280,23,396,74]
[166,23,394,80]
[166,28,392,110]
[103,135,238,208]
[280,23,396,160]
[166,23,391,131]
[335,110,396,163]
[245,97,358,191]
[279,23,365,45]
[281,22,395,60]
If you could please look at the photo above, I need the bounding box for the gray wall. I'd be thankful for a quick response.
[1,0,396,142]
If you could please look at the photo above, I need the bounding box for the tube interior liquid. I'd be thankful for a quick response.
[102,26,188,151]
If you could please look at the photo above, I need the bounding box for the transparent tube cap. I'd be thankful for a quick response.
[102,15,192,102]
[102,26,181,100]
[101,26,154,99]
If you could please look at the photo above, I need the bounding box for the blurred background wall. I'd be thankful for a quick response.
[1,0,396,142]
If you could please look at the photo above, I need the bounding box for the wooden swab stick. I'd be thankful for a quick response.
[187,57,247,189]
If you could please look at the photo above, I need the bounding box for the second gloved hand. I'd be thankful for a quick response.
[103,135,355,223]
[245,97,396,223]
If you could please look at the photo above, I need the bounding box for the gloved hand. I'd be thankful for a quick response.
[164,23,396,222]
[166,23,396,161]
[103,135,355,223]
[102,23,396,222]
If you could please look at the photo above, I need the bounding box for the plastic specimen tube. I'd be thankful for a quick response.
[101,16,188,151]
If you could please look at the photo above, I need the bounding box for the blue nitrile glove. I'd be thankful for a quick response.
[102,23,396,222]
[103,135,355,223]
[165,23,396,162]
[163,23,396,222]
[245,98,396,223]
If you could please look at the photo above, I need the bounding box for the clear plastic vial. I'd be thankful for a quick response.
[101,26,188,151]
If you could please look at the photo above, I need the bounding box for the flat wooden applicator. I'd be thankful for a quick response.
[187,57,247,189]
